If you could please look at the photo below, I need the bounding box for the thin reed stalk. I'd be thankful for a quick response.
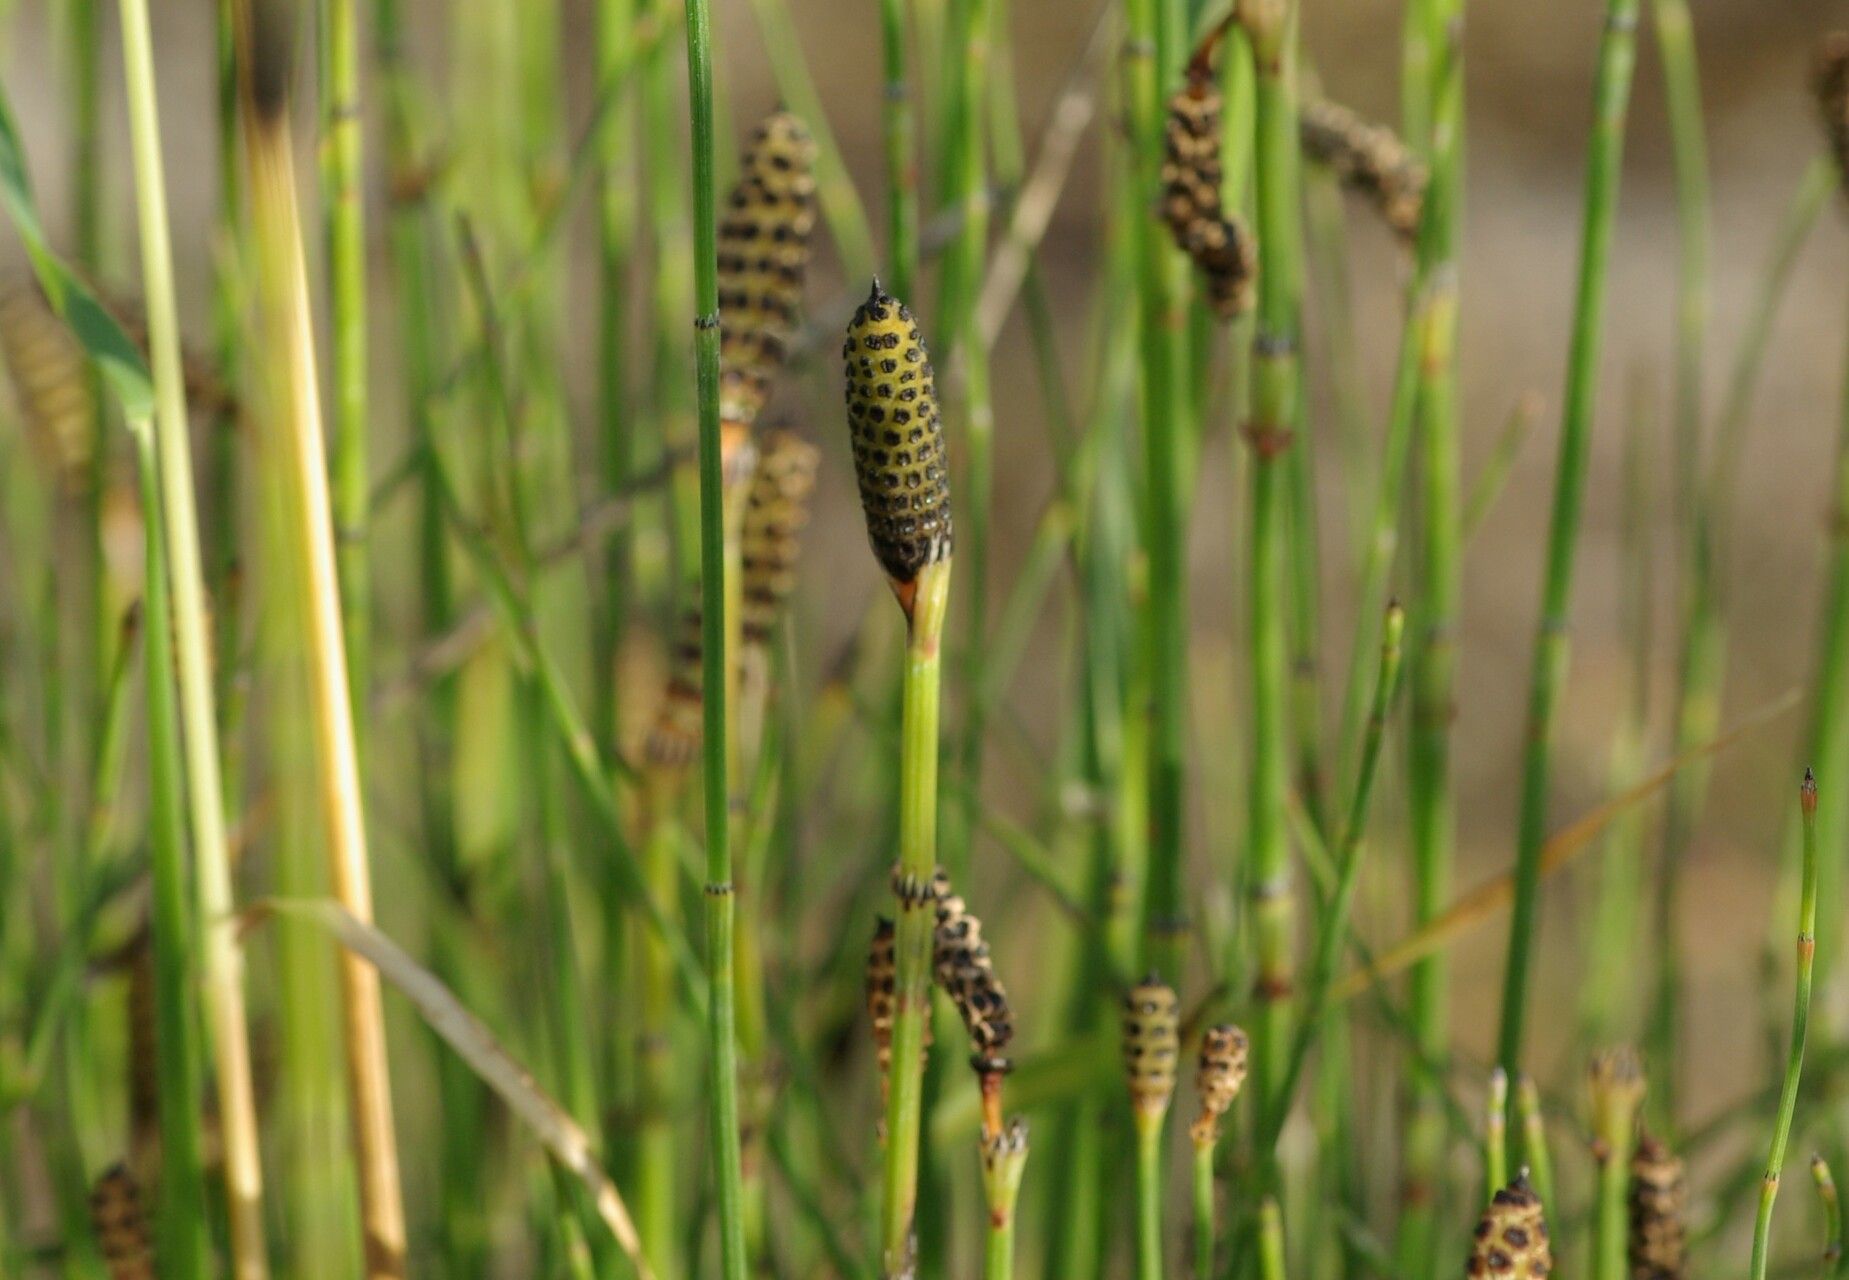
[681,0,750,1272]
[1258,602,1403,1153]
[1516,1076,1555,1210]
[1751,773,1821,1280]
[1240,0,1304,1128]
[128,415,211,1278]
[878,561,952,1278]
[115,1,271,1270]
[321,0,370,719]
[234,3,407,1268]
[1814,1156,1843,1275]
[1590,1048,1645,1280]
[880,0,919,297]
[1485,1070,1508,1202]
[1496,0,1641,1086]
[1131,0,1191,982]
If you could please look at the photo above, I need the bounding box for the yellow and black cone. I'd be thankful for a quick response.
[1122,976,1181,1124]
[1299,97,1428,244]
[1467,1173,1552,1280]
[89,1163,154,1280]
[1628,1133,1686,1280]
[740,428,820,648]
[843,281,952,596]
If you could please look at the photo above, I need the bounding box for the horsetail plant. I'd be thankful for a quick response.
[1124,976,1181,1280]
[931,868,1016,1137]
[1239,0,1306,1126]
[118,0,271,1268]
[684,0,751,1271]
[844,280,953,1278]
[980,1118,1030,1280]
[1190,1024,1250,1280]
[1750,771,1822,1280]
[1588,1047,1646,1280]
[1497,0,1643,1089]
[1516,1077,1555,1212]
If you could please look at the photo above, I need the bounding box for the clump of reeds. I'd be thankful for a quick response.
[88,1164,154,1280]
[1468,1173,1553,1280]
[1160,50,1257,317]
[1298,97,1427,243]
[1628,1133,1688,1280]
[719,111,818,475]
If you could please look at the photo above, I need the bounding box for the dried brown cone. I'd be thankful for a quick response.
[1628,1133,1687,1280]
[930,869,1015,1077]
[739,428,820,648]
[1160,66,1257,317]
[88,1163,154,1280]
[641,601,705,772]
[1467,1172,1553,1280]
[719,112,819,466]
[842,281,952,591]
[0,277,95,492]
[1122,976,1181,1124]
[1299,97,1428,244]
[1814,33,1849,190]
[865,915,929,1098]
[1189,1022,1249,1145]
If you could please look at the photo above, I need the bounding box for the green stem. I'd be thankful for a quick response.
[129,417,211,1279]
[1242,0,1304,1130]
[1192,1138,1216,1280]
[116,0,271,1268]
[1135,1114,1166,1280]
[880,0,918,298]
[322,0,370,722]
[879,559,951,1279]
[1130,0,1191,983]
[1258,1196,1288,1280]
[1495,0,1640,1085]
[1813,1156,1843,1277]
[1259,602,1404,1153]
[1515,1075,1555,1210]
[1485,1069,1507,1202]
[1402,13,1461,1269]
[1751,773,1820,1280]
[681,0,748,1271]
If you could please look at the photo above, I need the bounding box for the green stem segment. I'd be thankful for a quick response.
[1241,0,1304,1125]
[680,0,748,1272]
[880,559,951,1279]
[1495,0,1641,1086]
[880,0,918,298]
[322,0,370,721]
[130,417,212,1279]
[1135,1113,1166,1280]
[116,1,272,1270]
[1750,773,1821,1280]
[1192,1138,1216,1280]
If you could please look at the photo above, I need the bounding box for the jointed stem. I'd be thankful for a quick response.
[1496,0,1641,1087]
[681,0,749,1271]
[879,560,952,1278]
[1751,774,1820,1280]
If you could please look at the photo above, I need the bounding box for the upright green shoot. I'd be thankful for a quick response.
[1496,0,1642,1086]
[1750,772,1821,1280]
